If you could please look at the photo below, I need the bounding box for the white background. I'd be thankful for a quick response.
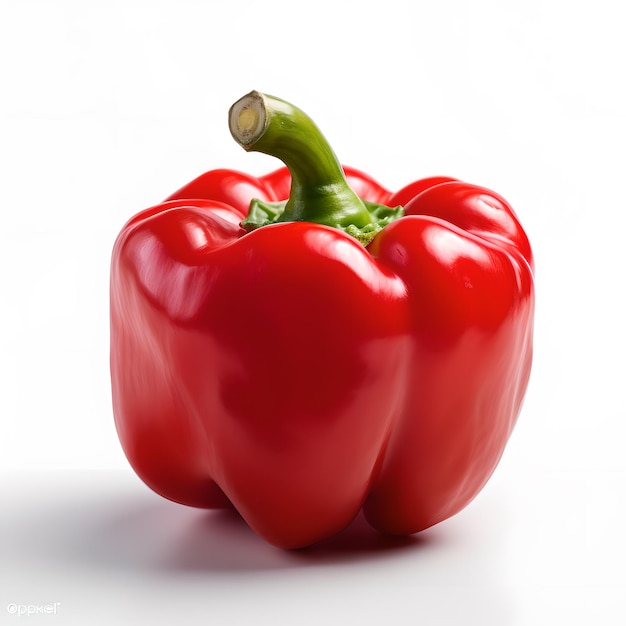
[1,0,624,624]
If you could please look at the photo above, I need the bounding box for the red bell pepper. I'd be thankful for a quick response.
[110,91,534,548]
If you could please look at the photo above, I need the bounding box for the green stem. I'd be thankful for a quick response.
[229,91,403,245]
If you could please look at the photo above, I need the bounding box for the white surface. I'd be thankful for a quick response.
[2,467,623,625]
[1,0,625,624]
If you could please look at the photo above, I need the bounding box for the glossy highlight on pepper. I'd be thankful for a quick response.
[110,91,534,548]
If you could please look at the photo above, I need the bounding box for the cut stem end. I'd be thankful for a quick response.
[228,91,267,149]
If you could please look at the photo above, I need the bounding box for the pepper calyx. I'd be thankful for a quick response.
[241,197,403,246]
